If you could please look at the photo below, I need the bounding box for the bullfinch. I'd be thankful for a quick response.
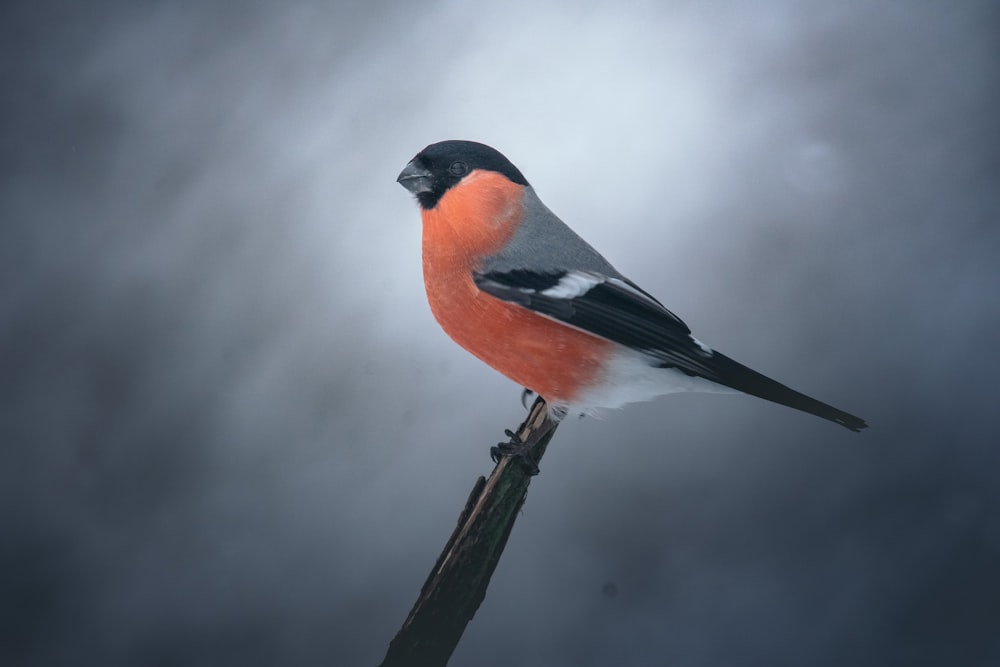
[397,140,867,437]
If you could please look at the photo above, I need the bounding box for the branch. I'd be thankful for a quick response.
[378,396,558,667]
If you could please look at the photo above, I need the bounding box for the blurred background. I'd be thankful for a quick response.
[2,1,998,665]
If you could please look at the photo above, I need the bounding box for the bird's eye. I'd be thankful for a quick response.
[448,161,469,176]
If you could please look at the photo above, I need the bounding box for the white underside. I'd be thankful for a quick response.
[551,348,737,419]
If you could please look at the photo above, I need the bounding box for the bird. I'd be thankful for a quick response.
[397,139,868,443]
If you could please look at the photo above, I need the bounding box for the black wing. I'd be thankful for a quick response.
[473,269,720,375]
[473,268,868,431]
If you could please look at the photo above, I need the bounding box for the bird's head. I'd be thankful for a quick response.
[397,140,529,210]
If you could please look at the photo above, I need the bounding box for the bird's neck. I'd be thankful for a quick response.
[421,171,525,269]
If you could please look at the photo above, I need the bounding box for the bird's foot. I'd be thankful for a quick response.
[520,388,537,410]
[490,428,540,476]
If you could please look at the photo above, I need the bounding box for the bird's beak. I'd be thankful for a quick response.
[396,160,434,194]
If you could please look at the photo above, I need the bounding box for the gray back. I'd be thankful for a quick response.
[480,187,624,277]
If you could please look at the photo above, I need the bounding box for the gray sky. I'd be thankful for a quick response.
[2,1,999,665]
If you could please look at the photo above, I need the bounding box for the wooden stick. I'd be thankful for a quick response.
[378,397,558,667]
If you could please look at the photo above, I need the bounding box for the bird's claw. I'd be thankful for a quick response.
[490,428,540,475]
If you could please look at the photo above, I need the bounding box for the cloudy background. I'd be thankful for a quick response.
[2,1,998,665]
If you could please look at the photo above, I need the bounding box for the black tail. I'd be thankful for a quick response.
[705,351,868,431]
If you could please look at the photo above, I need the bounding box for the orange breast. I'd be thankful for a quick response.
[421,171,611,403]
